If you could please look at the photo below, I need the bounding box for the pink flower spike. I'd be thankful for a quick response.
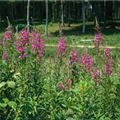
[64,79,72,86]
[31,31,45,59]
[69,49,78,66]
[58,82,63,91]
[2,51,7,60]
[3,31,12,41]
[57,38,66,58]
[64,86,69,91]
[104,47,112,76]
[94,33,103,49]
[23,53,27,58]
[15,29,29,59]
[81,53,93,73]
[96,80,101,86]
[104,47,111,59]
[92,68,101,80]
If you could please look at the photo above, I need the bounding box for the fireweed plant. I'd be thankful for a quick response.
[2,29,13,61]
[0,27,120,120]
[16,29,29,59]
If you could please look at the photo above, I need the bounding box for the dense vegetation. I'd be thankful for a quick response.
[0,1,120,120]
[0,24,120,119]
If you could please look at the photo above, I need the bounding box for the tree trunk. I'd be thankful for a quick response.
[27,0,30,32]
[82,2,85,33]
[45,0,48,36]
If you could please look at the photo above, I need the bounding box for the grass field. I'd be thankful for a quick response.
[0,19,120,47]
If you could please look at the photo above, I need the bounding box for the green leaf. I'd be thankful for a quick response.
[3,98,9,103]
[8,101,17,110]
[2,60,7,65]
[66,117,76,120]
[0,103,7,108]
[66,109,74,115]
[7,81,15,88]
[0,82,6,88]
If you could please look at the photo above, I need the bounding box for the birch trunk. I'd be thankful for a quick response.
[45,0,48,36]
[27,0,30,32]
[82,2,85,33]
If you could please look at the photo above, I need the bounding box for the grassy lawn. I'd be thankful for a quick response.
[0,19,120,47]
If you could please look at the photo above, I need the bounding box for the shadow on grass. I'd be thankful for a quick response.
[0,19,46,33]
[51,22,120,37]
[1,20,120,37]
[50,24,95,37]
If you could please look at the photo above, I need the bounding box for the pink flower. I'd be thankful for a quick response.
[81,53,93,73]
[2,31,13,61]
[18,53,27,59]
[104,47,111,59]
[92,68,101,80]
[31,32,45,59]
[0,41,3,46]
[2,51,7,60]
[21,29,29,45]
[3,31,13,46]
[69,49,78,66]
[23,53,27,58]
[18,55,22,59]
[92,68,101,86]
[104,61,112,76]
[94,33,103,49]
[63,86,69,91]
[16,46,26,53]
[58,79,71,91]
[96,80,101,86]
[3,31,12,41]
[58,82,63,91]
[15,29,29,59]
[57,38,66,57]
[64,79,72,86]
[104,48,112,76]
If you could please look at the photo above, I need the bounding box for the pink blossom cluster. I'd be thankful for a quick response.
[104,47,111,59]
[3,31,12,42]
[69,49,78,66]
[92,68,101,86]
[57,38,66,57]
[58,79,71,91]
[2,51,8,60]
[0,41,3,46]
[21,29,29,46]
[94,33,103,49]
[81,53,93,73]
[2,31,13,60]
[104,48,112,76]
[16,29,29,59]
[31,32,45,59]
